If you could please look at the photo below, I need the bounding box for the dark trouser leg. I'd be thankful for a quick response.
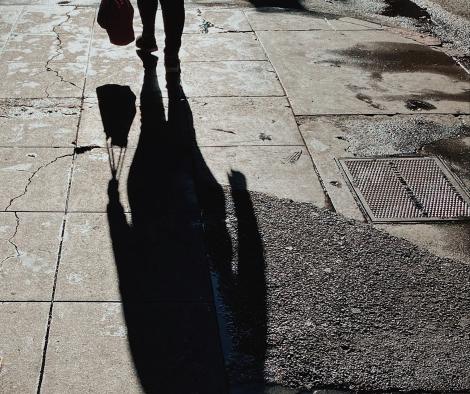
[137,0,158,37]
[159,0,185,56]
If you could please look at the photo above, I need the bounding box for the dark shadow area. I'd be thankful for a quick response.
[245,0,351,21]
[325,42,469,80]
[102,53,228,393]
[381,0,431,20]
[248,0,306,10]
[191,133,267,385]
[101,51,268,393]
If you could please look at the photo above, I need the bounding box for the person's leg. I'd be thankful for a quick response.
[159,0,185,67]
[136,0,159,51]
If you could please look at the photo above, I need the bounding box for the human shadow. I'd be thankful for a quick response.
[190,114,267,385]
[102,53,229,393]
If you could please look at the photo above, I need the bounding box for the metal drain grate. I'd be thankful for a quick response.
[338,156,470,223]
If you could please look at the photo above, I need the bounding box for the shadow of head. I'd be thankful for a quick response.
[96,84,136,148]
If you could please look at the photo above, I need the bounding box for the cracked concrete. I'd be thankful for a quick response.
[0,4,469,393]
[0,98,80,146]
[0,212,63,300]
[0,61,86,98]
[44,6,82,98]
[0,148,73,211]
[4,152,74,211]
[0,212,20,267]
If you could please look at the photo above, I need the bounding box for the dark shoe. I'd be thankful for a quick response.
[137,50,158,70]
[136,35,158,53]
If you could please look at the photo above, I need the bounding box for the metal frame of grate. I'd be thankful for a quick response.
[338,156,470,223]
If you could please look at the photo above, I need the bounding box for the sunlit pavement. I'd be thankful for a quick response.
[0,1,469,393]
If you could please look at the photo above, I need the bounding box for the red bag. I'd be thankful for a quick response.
[97,0,135,46]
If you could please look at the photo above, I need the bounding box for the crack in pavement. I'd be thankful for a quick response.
[0,212,21,268]
[45,7,80,97]
[4,153,73,212]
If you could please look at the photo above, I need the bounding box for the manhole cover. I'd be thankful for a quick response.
[338,156,470,223]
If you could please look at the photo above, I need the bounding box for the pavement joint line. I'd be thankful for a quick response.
[198,144,307,148]
[0,95,289,99]
[0,143,308,148]
[246,9,334,211]
[35,19,92,388]
[0,210,72,213]
[252,28,383,32]
[51,300,216,304]
[0,300,52,303]
[0,5,23,54]
[292,112,470,116]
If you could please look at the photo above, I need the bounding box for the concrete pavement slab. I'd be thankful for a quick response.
[198,146,326,205]
[87,59,283,99]
[0,302,49,393]
[1,33,90,64]
[91,31,265,63]
[85,59,148,98]
[14,6,69,34]
[68,148,131,212]
[180,32,266,61]
[0,98,80,147]
[56,212,215,302]
[77,98,142,148]
[189,97,303,146]
[55,213,121,301]
[42,302,143,393]
[0,212,63,300]
[0,6,22,35]
[90,33,139,63]
[0,148,73,211]
[0,62,86,98]
[335,16,384,29]
[15,6,95,36]
[0,34,8,50]
[257,30,470,115]
[244,8,383,31]
[42,302,226,393]
[183,8,251,33]
[132,8,251,36]
[298,117,364,221]
[181,61,284,97]
[134,8,251,34]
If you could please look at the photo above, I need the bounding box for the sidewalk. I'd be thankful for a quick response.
[0,1,469,393]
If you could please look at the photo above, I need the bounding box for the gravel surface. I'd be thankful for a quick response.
[206,189,470,391]
[308,115,470,157]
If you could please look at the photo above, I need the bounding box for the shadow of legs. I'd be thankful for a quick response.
[104,53,227,393]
